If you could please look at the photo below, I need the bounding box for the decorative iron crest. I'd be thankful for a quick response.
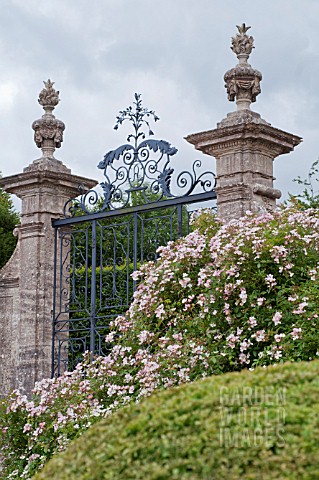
[64,93,216,217]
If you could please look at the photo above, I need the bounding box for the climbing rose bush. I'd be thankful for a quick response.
[1,206,319,479]
[129,207,319,370]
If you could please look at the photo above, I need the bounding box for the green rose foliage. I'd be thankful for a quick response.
[1,206,319,479]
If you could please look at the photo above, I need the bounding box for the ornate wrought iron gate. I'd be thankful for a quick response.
[52,94,216,376]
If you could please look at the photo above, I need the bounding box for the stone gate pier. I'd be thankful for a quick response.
[0,81,96,395]
[186,24,301,220]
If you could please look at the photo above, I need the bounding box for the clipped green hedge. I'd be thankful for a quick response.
[34,360,319,480]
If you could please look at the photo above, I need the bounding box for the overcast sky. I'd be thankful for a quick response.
[1,0,319,209]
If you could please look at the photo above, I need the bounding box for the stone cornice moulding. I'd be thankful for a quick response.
[0,169,97,201]
[185,122,302,158]
[19,222,45,239]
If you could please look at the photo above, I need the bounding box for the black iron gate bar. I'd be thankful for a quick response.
[53,190,216,228]
[51,193,216,375]
[51,93,217,377]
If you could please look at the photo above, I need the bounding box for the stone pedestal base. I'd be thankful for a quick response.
[185,111,301,221]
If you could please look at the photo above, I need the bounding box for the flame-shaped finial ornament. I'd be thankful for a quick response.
[38,79,60,110]
[224,25,262,111]
[32,80,65,158]
[231,23,254,60]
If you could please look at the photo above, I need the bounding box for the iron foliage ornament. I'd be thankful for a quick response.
[64,93,216,217]
[53,94,217,375]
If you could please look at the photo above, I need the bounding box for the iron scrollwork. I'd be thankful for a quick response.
[64,93,216,217]
[53,94,217,375]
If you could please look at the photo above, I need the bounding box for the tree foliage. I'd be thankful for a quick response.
[0,173,19,269]
[288,159,319,209]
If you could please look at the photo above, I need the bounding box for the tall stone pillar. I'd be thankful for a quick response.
[185,24,302,221]
[0,80,96,395]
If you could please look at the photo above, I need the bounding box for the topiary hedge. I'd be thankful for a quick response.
[34,360,319,480]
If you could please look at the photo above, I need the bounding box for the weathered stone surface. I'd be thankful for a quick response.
[185,25,302,221]
[32,80,65,159]
[224,24,262,111]
[0,244,20,395]
[186,114,302,220]
[0,160,96,396]
[0,81,97,396]
[231,23,254,56]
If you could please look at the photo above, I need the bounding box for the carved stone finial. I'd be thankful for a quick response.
[38,79,60,110]
[32,80,65,159]
[224,24,262,111]
[231,23,254,60]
